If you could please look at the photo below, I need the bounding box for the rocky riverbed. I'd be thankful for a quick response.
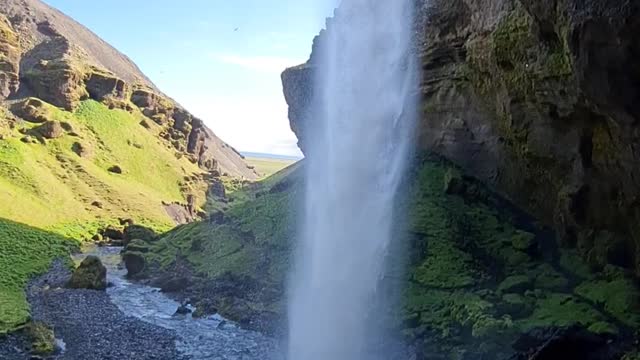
[0,247,280,359]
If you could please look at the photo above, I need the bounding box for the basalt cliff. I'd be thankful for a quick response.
[283,0,640,279]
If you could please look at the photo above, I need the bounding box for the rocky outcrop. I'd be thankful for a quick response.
[282,0,640,277]
[10,97,50,123]
[0,14,19,99]
[67,255,107,290]
[0,0,257,180]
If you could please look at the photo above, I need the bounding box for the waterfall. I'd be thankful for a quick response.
[287,0,418,358]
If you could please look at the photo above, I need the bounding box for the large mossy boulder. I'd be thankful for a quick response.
[123,224,157,244]
[123,251,146,277]
[67,255,107,290]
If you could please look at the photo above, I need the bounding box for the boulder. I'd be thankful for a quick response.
[107,165,123,174]
[150,275,191,293]
[34,121,65,139]
[174,304,191,316]
[123,251,145,277]
[101,225,124,240]
[11,98,51,123]
[26,322,55,356]
[123,224,156,243]
[67,255,107,290]
[72,142,91,157]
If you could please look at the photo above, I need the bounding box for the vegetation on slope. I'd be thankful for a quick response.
[126,163,301,329]
[0,99,205,238]
[0,219,75,333]
[136,154,640,357]
[401,156,639,357]
[0,99,211,333]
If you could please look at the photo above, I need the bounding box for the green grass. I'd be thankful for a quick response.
[0,99,211,333]
[0,100,204,237]
[245,156,297,178]
[0,218,76,333]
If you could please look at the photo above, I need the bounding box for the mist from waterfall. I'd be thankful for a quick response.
[287,0,418,359]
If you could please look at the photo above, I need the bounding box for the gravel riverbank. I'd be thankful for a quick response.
[0,259,185,360]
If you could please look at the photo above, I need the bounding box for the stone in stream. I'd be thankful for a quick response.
[67,255,107,290]
[123,251,146,277]
[174,304,192,316]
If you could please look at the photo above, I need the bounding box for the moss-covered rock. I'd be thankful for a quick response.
[517,293,613,334]
[124,239,150,253]
[498,275,534,294]
[575,277,640,328]
[27,322,55,356]
[123,224,157,244]
[67,255,107,290]
[123,251,146,277]
[511,230,536,252]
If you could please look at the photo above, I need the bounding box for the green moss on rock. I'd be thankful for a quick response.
[517,293,610,331]
[67,255,107,290]
[27,322,56,356]
[498,275,533,294]
[575,278,640,327]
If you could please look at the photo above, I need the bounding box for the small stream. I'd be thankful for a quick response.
[74,246,282,360]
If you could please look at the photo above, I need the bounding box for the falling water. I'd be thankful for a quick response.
[287,0,417,359]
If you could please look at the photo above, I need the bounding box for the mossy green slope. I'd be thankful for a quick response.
[0,218,75,333]
[136,163,300,326]
[139,155,640,356]
[402,157,639,357]
[0,99,209,333]
[0,99,204,238]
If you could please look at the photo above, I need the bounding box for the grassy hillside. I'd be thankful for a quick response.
[0,100,205,238]
[0,218,75,333]
[0,99,212,333]
[245,156,297,178]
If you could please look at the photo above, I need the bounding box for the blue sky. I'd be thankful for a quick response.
[45,0,337,156]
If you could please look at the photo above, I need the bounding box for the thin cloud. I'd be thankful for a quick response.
[211,53,302,74]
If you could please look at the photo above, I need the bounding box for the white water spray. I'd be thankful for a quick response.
[287,0,417,358]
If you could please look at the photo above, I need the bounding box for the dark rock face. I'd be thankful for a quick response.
[85,71,127,102]
[281,0,640,277]
[0,15,19,99]
[511,326,624,360]
[67,255,107,290]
